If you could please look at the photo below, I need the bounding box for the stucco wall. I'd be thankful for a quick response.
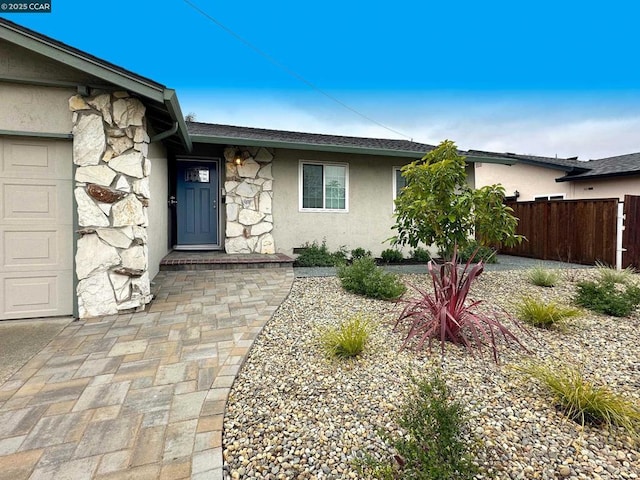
[474,162,640,201]
[147,140,169,280]
[565,176,640,201]
[0,39,99,134]
[272,149,415,256]
[474,162,569,201]
[0,39,98,84]
[0,82,74,134]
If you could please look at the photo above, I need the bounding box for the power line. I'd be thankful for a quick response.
[181,0,414,141]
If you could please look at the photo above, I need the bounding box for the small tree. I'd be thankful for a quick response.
[391,140,522,257]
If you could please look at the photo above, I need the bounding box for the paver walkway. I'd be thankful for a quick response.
[0,267,294,480]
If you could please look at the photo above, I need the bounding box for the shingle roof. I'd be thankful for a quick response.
[558,152,640,181]
[466,149,587,171]
[187,122,436,157]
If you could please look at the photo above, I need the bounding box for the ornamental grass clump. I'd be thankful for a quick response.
[595,261,637,284]
[359,373,479,480]
[395,248,529,363]
[527,265,559,287]
[516,296,580,330]
[319,314,371,359]
[338,256,406,300]
[517,361,640,437]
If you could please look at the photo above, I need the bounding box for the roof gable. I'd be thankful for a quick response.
[0,18,191,151]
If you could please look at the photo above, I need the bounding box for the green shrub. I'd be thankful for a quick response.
[338,257,406,300]
[351,247,372,260]
[331,246,349,266]
[410,247,431,263]
[294,240,346,267]
[595,261,637,284]
[457,241,497,264]
[516,296,579,329]
[527,265,559,287]
[518,361,640,437]
[319,314,371,358]
[360,373,479,479]
[575,279,640,317]
[381,248,404,264]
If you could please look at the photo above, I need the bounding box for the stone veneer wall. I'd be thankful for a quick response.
[223,146,275,254]
[69,92,152,318]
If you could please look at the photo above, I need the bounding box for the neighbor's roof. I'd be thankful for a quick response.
[466,149,588,172]
[557,152,640,181]
[0,18,191,151]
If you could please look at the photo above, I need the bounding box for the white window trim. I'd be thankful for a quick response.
[534,193,566,201]
[298,160,349,212]
[392,166,406,212]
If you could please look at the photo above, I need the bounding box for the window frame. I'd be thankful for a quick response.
[534,193,566,201]
[392,166,408,212]
[298,160,349,212]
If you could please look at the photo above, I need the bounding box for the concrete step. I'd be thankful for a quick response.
[159,252,294,271]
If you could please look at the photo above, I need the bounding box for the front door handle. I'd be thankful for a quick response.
[212,199,217,209]
[168,195,177,206]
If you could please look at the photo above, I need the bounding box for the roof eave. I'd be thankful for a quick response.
[0,22,165,102]
[0,20,192,152]
[464,154,516,166]
[190,134,428,158]
[556,170,640,182]
[164,90,192,152]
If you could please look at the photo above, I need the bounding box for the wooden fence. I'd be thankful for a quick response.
[623,195,640,269]
[502,198,619,266]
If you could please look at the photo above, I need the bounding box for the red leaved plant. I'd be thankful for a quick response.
[394,247,530,363]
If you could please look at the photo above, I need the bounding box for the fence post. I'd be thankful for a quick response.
[617,201,625,270]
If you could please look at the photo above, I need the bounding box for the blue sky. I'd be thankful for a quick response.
[4,0,640,159]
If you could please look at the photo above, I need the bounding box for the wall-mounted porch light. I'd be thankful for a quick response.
[233,149,243,166]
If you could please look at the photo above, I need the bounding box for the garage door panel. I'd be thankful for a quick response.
[1,271,72,319]
[0,136,73,320]
[3,228,73,269]
[1,138,72,179]
[1,179,72,223]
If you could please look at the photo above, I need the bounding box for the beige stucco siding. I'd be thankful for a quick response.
[474,162,569,201]
[272,149,415,256]
[0,39,99,135]
[0,82,74,134]
[564,176,640,201]
[474,162,640,201]
[0,39,98,83]
[147,141,169,279]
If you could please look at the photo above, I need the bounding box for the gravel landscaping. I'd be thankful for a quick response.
[223,268,640,479]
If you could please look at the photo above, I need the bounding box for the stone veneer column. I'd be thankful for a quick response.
[69,92,152,318]
[223,146,275,254]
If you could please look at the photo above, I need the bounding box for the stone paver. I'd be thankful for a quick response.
[0,267,293,480]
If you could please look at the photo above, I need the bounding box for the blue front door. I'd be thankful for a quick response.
[176,160,219,247]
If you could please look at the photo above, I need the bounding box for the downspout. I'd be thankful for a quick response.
[149,122,179,143]
[617,201,625,270]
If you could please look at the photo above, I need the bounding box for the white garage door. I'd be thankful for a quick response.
[0,136,73,320]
